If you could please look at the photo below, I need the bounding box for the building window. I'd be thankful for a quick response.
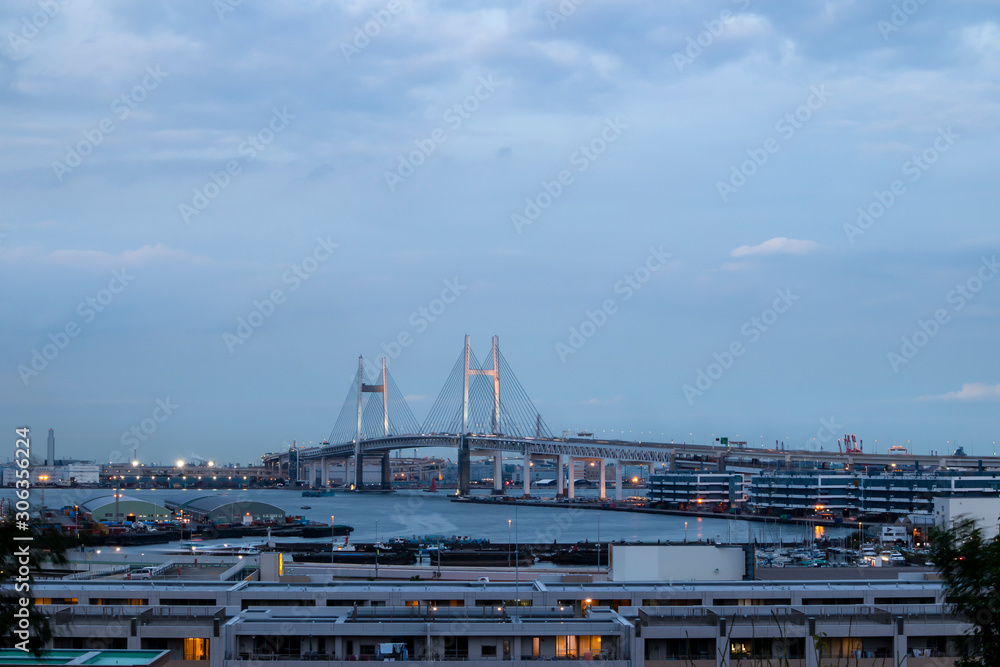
[183,638,209,661]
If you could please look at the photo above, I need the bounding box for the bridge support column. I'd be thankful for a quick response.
[381,451,392,490]
[493,454,504,495]
[568,458,576,499]
[522,448,531,498]
[614,460,622,501]
[354,447,364,490]
[321,458,328,487]
[457,436,470,496]
[669,449,676,472]
[598,459,606,500]
[556,455,566,498]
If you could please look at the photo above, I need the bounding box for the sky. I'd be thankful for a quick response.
[1,0,999,466]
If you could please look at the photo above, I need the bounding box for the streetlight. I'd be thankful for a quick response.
[331,515,335,565]
[375,519,379,579]
[684,521,688,542]
[514,503,519,620]
[507,519,511,567]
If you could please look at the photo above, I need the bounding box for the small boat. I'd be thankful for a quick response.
[300,506,312,510]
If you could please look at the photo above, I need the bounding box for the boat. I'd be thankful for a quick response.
[300,506,312,510]
[302,489,336,497]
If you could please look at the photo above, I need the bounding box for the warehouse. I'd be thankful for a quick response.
[79,494,172,522]
[163,494,285,524]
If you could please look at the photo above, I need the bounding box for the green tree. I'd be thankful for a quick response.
[929,518,1000,666]
[1,511,71,655]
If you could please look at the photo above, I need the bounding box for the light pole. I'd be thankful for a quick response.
[514,504,519,620]
[507,519,511,567]
[375,519,379,579]
[331,516,335,565]
[596,515,601,572]
[684,521,688,543]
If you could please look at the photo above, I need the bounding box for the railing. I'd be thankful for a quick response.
[63,565,130,580]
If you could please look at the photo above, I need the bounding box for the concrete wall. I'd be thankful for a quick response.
[934,496,1000,538]
[609,545,745,582]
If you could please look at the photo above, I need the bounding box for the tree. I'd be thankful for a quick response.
[929,518,1000,666]
[1,510,71,655]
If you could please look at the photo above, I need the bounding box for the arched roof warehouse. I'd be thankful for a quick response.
[80,495,172,522]
[163,494,285,524]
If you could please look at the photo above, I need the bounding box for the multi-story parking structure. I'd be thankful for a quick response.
[749,471,1000,517]
[648,473,744,509]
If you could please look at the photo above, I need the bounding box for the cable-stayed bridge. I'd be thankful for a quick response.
[280,335,998,497]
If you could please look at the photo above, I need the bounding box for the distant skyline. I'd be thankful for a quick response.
[2,1,998,464]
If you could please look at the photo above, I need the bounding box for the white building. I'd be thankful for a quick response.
[934,494,1000,539]
[2,462,100,486]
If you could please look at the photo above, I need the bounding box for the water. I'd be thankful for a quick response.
[4,487,849,546]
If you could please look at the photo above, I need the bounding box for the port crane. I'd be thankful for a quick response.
[837,433,863,454]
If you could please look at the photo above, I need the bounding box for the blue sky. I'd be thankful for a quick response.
[2,0,999,465]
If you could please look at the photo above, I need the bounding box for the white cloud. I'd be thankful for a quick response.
[920,383,1000,401]
[730,237,819,257]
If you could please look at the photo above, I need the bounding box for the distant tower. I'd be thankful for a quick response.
[47,428,55,466]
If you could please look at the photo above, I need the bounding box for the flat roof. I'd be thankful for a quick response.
[0,650,169,666]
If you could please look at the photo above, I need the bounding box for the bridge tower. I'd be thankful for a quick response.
[354,356,388,490]
[461,335,502,496]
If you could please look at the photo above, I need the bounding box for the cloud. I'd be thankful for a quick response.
[730,237,820,258]
[920,383,1000,401]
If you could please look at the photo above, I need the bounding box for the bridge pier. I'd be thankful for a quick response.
[599,459,606,500]
[557,455,566,497]
[321,458,328,488]
[493,454,504,495]
[522,448,531,498]
[568,458,576,499]
[615,460,622,501]
[381,451,392,490]
[354,444,363,490]
[458,436,471,496]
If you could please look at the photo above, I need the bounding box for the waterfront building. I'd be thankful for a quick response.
[2,462,100,487]
[749,471,1000,517]
[79,494,172,522]
[162,494,285,524]
[648,472,744,509]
